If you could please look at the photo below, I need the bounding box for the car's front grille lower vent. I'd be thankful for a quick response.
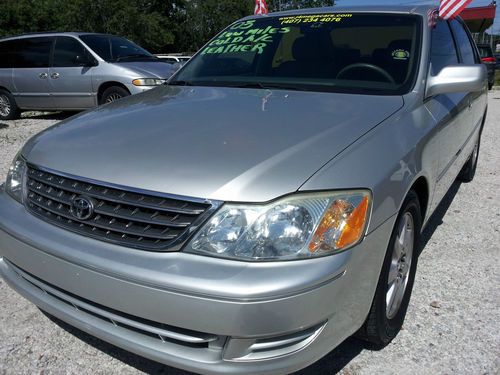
[7,260,221,349]
[25,166,216,250]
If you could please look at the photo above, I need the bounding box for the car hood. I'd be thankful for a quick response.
[117,61,175,79]
[24,86,403,202]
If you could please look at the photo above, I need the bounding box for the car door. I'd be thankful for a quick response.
[448,19,485,147]
[49,36,96,109]
[424,20,467,209]
[11,37,54,109]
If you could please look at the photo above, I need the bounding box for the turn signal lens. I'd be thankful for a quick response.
[336,195,370,249]
[309,194,370,253]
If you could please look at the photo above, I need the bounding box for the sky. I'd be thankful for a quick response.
[335,0,500,34]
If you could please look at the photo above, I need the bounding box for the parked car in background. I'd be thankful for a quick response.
[0,6,487,375]
[0,33,175,120]
[477,43,496,89]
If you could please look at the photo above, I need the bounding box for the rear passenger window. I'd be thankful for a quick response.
[53,37,89,67]
[16,37,53,68]
[0,40,18,68]
[430,21,458,75]
[450,20,476,65]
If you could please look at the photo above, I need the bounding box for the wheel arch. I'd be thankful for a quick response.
[0,86,12,94]
[409,176,429,225]
[97,82,130,103]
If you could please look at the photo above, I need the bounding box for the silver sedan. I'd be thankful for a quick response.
[0,5,488,375]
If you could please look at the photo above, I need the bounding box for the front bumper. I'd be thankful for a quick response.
[0,187,394,374]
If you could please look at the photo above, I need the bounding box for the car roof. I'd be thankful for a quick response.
[239,4,437,21]
[0,32,119,42]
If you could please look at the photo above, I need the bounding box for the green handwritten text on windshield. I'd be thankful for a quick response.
[202,21,291,55]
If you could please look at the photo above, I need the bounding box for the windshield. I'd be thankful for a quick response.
[171,13,421,95]
[80,35,156,62]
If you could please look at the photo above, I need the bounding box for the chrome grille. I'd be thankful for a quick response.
[25,166,217,250]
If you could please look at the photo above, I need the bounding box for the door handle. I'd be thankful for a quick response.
[50,73,60,79]
[39,73,48,79]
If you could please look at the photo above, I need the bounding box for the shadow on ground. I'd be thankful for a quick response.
[21,111,79,121]
[41,181,463,375]
[420,180,461,253]
[0,123,8,129]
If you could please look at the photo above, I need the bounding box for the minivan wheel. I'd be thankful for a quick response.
[0,90,21,120]
[100,86,130,105]
[356,190,421,347]
[458,137,480,183]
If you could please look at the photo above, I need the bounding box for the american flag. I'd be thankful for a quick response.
[439,0,473,20]
[255,0,268,15]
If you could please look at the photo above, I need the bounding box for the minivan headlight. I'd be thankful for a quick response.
[185,190,371,261]
[132,78,165,86]
[5,153,26,203]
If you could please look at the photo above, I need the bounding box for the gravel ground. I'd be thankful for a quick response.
[0,97,499,375]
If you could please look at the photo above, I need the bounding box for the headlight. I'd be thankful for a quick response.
[132,78,165,86]
[5,152,26,203]
[185,191,371,261]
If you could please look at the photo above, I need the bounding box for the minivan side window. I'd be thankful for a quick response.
[430,21,459,75]
[449,20,477,65]
[53,37,90,67]
[16,37,53,68]
[0,40,18,68]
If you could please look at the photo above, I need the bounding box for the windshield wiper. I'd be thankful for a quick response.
[219,82,305,91]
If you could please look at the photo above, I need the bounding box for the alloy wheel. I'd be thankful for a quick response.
[386,212,414,319]
[0,95,11,117]
[105,93,123,103]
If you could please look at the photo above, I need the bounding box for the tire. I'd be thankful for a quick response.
[99,86,130,105]
[458,135,480,183]
[0,89,21,120]
[357,190,422,347]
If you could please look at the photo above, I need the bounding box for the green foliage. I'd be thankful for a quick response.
[267,0,333,12]
[177,0,253,51]
[0,0,334,53]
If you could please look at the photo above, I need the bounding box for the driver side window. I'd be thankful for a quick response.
[430,21,459,75]
[53,37,90,67]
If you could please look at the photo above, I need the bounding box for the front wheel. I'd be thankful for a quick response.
[357,190,421,347]
[99,86,130,105]
[0,90,21,120]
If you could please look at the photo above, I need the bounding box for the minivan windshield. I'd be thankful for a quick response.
[170,13,421,95]
[80,35,157,62]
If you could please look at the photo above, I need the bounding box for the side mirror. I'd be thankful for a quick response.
[426,65,486,97]
[75,54,98,67]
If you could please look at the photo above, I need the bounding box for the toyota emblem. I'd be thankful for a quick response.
[70,196,95,221]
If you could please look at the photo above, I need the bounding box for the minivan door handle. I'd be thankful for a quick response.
[50,73,60,79]
[39,73,48,79]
